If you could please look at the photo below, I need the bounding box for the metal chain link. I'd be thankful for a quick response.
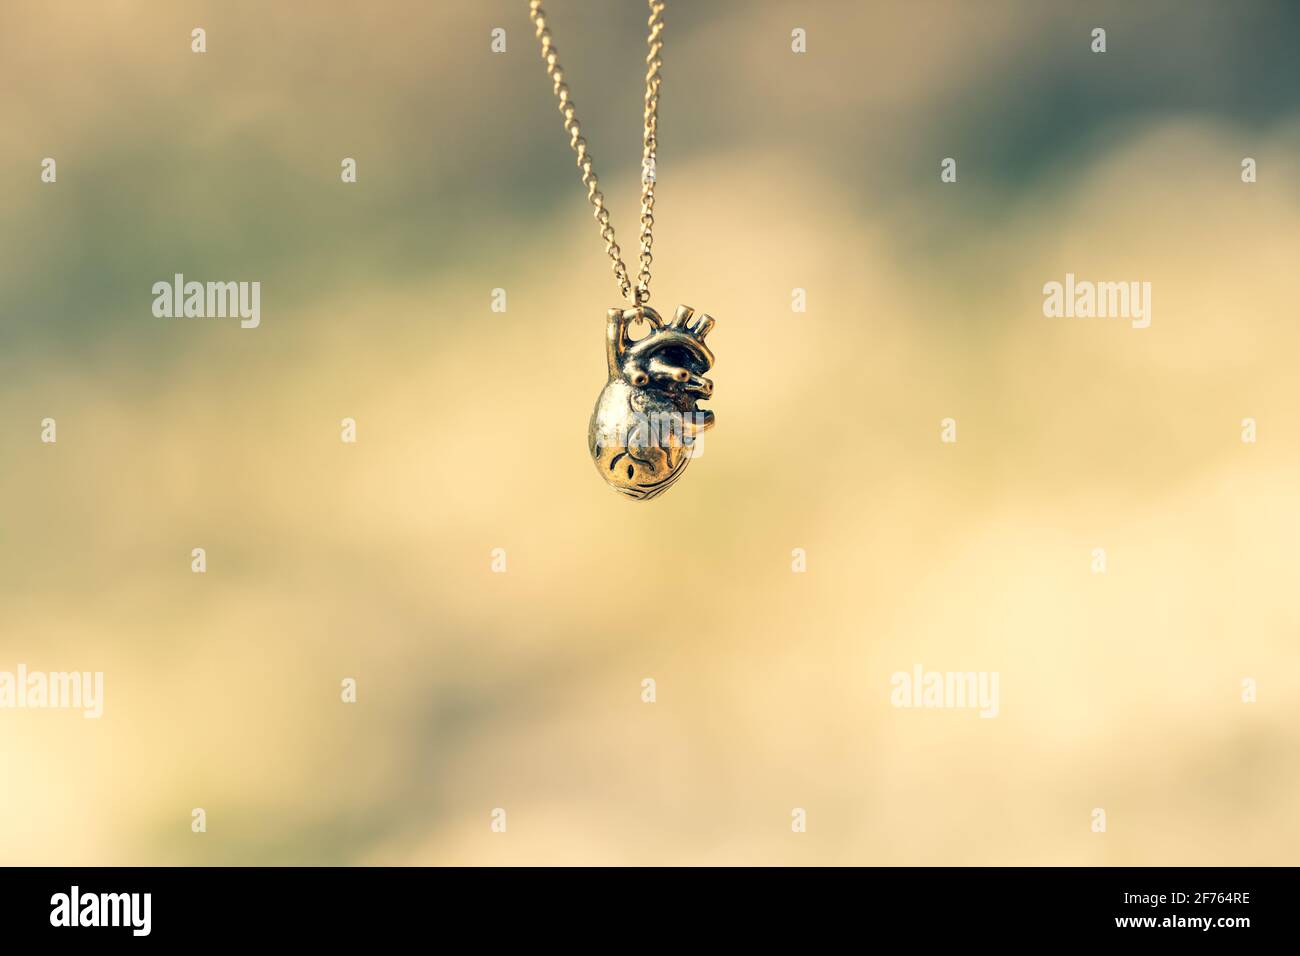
[529,0,665,307]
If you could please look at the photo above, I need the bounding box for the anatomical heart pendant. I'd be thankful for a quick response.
[588,304,716,500]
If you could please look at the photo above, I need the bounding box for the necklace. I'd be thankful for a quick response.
[529,0,716,501]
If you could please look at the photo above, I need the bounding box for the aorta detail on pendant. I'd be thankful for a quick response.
[588,304,717,500]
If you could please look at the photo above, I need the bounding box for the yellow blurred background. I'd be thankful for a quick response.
[2,0,1298,865]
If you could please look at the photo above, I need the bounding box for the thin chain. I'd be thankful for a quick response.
[529,0,664,307]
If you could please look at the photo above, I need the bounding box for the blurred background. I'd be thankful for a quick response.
[2,0,1299,865]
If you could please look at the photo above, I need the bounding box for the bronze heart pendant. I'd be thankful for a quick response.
[588,304,716,500]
